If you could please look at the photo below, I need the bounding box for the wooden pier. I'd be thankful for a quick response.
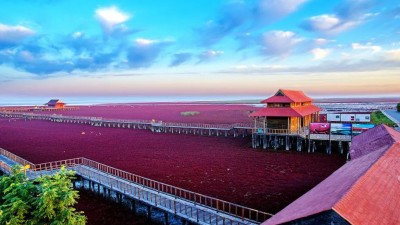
[0,106,79,112]
[0,112,252,138]
[0,147,272,225]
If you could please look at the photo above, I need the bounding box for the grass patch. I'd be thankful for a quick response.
[371,111,397,127]
[180,111,200,116]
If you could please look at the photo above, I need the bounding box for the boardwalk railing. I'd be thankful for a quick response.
[0,148,273,223]
[0,148,35,169]
[252,127,308,136]
[161,122,233,130]
[0,112,253,132]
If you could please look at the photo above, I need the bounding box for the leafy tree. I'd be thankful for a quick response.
[397,102,400,112]
[0,166,86,225]
[0,166,35,225]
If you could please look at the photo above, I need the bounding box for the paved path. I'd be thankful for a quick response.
[382,110,400,131]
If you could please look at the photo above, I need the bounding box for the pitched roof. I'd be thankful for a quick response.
[333,143,400,225]
[250,105,320,117]
[46,99,65,106]
[261,89,313,103]
[262,125,400,225]
[350,124,400,160]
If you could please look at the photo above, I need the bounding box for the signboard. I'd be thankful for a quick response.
[327,114,341,122]
[355,114,371,122]
[330,123,352,135]
[310,123,330,134]
[352,124,375,135]
[340,114,356,122]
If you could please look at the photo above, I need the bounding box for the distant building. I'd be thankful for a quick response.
[250,89,321,133]
[45,99,65,108]
[262,124,400,225]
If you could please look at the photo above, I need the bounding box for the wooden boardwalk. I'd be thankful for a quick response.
[0,112,252,137]
[0,148,272,225]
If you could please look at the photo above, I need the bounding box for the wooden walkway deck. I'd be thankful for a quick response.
[0,112,252,137]
[0,148,272,225]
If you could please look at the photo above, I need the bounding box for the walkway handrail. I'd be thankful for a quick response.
[161,122,233,129]
[0,148,35,169]
[79,157,273,222]
[0,161,12,174]
[0,112,249,131]
[0,148,273,222]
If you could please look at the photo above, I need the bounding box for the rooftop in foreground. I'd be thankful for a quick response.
[263,124,400,225]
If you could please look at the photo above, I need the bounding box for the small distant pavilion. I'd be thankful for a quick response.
[45,99,66,109]
[250,89,321,150]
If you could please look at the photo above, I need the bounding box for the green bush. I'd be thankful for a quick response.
[180,111,200,116]
[371,111,397,127]
[0,166,86,225]
[397,103,400,112]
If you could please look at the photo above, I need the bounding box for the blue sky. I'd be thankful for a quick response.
[0,0,399,100]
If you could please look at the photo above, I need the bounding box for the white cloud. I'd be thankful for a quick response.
[303,14,359,35]
[135,38,157,46]
[352,42,382,52]
[95,6,130,35]
[310,48,331,60]
[201,50,224,57]
[256,0,308,23]
[307,15,340,31]
[0,23,35,44]
[198,50,224,62]
[261,30,302,56]
[314,38,330,46]
[386,49,400,62]
[72,32,83,39]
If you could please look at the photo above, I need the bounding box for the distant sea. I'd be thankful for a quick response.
[0,96,265,106]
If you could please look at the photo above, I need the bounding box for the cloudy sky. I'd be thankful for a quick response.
[0,0,399,101]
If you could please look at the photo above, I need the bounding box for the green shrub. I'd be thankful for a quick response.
[180,111,200,116]
[371,111,397,127]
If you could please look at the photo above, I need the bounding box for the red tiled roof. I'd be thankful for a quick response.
[350,124,400,160]
[250,105,320,117]
[262,125,400,225]
[261,89,313,103]
[333,143,400,225]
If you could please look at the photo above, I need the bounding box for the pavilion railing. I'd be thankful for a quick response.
[0,148,273,223]
[253,127,309,136]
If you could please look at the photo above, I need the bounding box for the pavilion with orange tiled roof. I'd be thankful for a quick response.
[250,89,320,150]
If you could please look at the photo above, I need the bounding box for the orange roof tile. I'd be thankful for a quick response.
[250,105,320,117]
[333,142,400,225]
[261,89,313,103]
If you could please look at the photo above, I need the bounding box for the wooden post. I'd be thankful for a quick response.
[164,212,169,225]
[326,141,331,154]
[347,142,351,160]
[147,205,152,222]
[131,199,136,214]
[262,135,267,149]
[285,136,289,151]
